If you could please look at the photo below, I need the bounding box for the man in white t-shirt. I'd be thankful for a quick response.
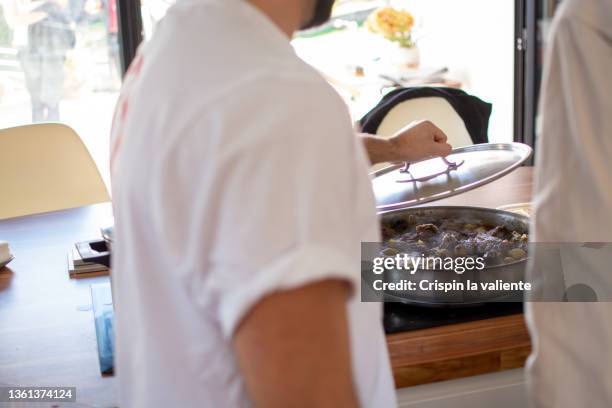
[110,1,451,407]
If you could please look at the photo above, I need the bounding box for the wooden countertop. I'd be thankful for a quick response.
[388,314,531,388]
[0,167,533,406]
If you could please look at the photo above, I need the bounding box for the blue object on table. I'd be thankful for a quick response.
[91,283,115,375]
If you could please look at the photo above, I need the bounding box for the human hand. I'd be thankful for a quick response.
[388,120,452,163]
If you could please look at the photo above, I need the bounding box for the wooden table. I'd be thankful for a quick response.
[0,204,116,408]
[0,167,533,407]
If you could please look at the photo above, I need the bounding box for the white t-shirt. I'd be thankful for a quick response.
[110,1,396,407]
[526,0,612,406]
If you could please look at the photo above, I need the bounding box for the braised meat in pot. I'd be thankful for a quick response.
[381,215,528,266]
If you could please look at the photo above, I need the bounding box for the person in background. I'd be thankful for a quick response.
[6,0,74,122]
[527,0,612,406]
[2,0,47,99]
[110,0,450,407]
[104,0,119,85]
[3,0,46,50]
[96,0,119,88]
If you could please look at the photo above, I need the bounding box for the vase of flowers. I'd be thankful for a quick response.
[366,6,420,68]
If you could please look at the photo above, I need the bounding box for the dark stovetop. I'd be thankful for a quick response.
[383,302,524,335]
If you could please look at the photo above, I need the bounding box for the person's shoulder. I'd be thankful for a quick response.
[245,63,343,107]
[141,0,345,108]
[556,0,612,35]
[213,66,353,145]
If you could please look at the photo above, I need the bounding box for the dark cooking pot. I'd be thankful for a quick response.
[375,206,529,307]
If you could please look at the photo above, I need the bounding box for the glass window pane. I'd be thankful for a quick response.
[293,0,516,143]
[0,0,121,183]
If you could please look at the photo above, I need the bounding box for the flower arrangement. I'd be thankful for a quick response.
[366,6,416,48]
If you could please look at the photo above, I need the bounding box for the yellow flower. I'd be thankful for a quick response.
[366,6,416,48]
[367,7,414,35]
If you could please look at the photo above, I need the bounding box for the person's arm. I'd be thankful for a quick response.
[234,279,358,408]
[205,78,382,407]
[360,120,452,165]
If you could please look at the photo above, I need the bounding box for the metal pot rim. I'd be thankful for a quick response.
[377,205,530,271]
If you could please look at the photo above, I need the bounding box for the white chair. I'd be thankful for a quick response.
[371,96,474,172]
[0,123,110,220]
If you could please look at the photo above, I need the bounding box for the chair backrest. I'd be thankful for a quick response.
[0,123,110,220]
[371,96,474,172]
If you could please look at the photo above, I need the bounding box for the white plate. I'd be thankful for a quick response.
[0,255,14,269]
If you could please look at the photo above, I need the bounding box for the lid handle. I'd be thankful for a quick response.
[397,156,465,183]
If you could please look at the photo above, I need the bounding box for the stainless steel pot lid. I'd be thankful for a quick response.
[372,143,532,211]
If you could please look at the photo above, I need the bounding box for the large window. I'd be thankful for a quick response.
[0,0,121,183]
[294,0,516,143]
[0,0,523,182]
